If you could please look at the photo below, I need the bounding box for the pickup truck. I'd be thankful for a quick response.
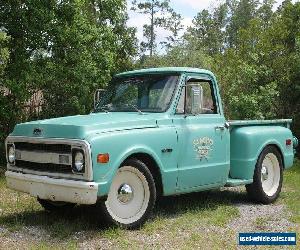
[5,67,298,229]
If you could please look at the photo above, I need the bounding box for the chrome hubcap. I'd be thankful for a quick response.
[117,183,134,204]
[261,165,269,181]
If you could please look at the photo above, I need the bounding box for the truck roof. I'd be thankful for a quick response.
[116,67,214,77]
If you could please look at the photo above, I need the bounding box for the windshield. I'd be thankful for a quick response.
[94,74,180,113]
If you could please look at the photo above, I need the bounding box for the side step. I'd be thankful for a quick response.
[225,178,253,187]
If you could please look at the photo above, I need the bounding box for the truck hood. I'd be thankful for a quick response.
[11,112,159,140]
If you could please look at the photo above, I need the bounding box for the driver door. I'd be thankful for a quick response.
[174,76,230,191]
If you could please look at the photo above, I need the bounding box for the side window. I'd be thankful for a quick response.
[198,81,217,114]
[176,79,218,115]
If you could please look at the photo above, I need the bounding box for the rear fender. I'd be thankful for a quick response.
[230,126,294,180]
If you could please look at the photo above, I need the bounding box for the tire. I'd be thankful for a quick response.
[101,158,156,229]
[38,198,75,212]
[246,146,283,204]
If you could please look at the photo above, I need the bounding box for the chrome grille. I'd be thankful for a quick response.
[14,142,71,154]
[15,160,72,174]
[6,136,92,181]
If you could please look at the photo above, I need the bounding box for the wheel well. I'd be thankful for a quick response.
[122,153,163,197]
[266,144,285,169]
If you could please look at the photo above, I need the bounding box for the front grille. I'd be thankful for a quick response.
[13,142,73,175]
[14,142,71,154]
[6,137,91,180]
[15,160,72,174]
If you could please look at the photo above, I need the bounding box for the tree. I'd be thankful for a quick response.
[186,3,228,56]
[137,42,213,69]
[0,30,9,77]
[138,0,300,153]
[39,0,137,117]
[0,30,10,162]
[0,0,137,162]
[257,0,276,27]
[268,1,300,136]
[226,0,260,47]
[131,0,171,56]
[162,11,184,49]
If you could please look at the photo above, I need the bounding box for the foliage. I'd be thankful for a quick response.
[1,0,300,161]
[161,11,184,49]
[137,0,300,139]
[0,30,10,162]
[131,0,185,55]
[131,0,172,56]
[137,41,213,69]
[186,3,228,55]
[0,0,137,162]
[0,30,9,77]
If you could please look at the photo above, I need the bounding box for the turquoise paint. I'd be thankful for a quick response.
[8,68,297,197]
[230,126,294,180]
[173,115,230,190]
[116,67,215,77]
[87,123,178,196]
[171,72,230,191]
[229,119,292,126]
[11,112,159,139]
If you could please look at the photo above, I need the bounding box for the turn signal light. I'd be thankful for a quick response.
[97,153,109,163]
[286,139,292,146]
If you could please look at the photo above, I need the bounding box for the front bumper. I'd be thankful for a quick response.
[5,171,98,204]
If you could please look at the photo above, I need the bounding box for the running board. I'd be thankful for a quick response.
[225,178,253,187]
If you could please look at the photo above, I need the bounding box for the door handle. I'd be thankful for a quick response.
[215,126,225,131]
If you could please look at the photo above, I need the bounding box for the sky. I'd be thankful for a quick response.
[126,0,292,52]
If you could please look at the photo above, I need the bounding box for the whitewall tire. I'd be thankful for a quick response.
[102,158,156,229]
[246,146,283,204]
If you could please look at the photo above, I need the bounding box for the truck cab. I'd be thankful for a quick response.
[5,67,297,229]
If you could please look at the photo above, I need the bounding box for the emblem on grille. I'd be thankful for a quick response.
[33,128,42,136]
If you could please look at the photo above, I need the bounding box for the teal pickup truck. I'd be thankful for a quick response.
[5,67,298,229]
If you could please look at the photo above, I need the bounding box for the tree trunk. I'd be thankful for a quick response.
[150,0,154,56]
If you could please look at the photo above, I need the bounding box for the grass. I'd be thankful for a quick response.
[253,216,271,230]
[280,159,300,245]
[281,160,300,223]
[0,161,299,249]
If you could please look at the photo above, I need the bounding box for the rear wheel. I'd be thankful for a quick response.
[38,198,75,212]
[101,158,156,229]
[246,146,283,204]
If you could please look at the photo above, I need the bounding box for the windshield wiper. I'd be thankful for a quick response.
[127,104,144,115]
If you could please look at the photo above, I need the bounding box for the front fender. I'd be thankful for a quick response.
[87,126,178,197]
[101,145,165,196]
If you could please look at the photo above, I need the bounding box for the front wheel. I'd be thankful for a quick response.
[101,158,156,229]
[246,146,283,204]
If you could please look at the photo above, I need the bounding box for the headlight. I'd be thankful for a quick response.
[72,151,85,172]
[7,145,15,164]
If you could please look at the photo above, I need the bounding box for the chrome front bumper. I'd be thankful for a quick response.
[5,171,98,204]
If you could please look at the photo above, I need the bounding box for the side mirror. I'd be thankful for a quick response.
[186,84,203,114]
[94,89,106,109]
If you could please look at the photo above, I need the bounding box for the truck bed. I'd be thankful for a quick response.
[228,119,292,128]
[228,118,294,183]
